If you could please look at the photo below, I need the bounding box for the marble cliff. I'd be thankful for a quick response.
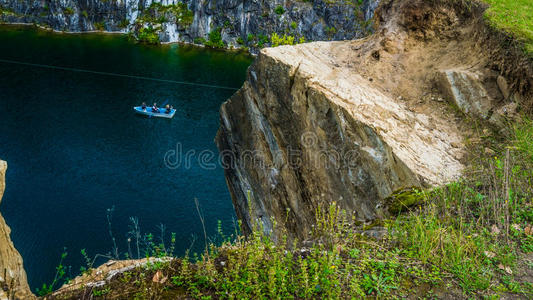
[216,0,532,239]
[0,0,379,49]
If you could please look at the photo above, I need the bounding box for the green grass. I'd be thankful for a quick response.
[179,120,532,298]
[513,118,533,162]
[44,123,533,299]
[483,0,533,54]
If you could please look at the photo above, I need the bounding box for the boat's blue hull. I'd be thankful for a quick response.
[134,106,176,118]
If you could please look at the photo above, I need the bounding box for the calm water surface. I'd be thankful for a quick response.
[0,26,252,290]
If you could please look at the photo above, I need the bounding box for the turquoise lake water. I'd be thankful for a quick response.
[0,25,252,290]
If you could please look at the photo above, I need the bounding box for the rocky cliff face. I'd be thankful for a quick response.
[0,161,34,300]
[216,0,532,239]
[0,0,379,49]
[215,42,466,239]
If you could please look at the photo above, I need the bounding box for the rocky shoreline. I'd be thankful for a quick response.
[0,0,379,52]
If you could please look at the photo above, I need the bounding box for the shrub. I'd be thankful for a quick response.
[325,26,337,36]
[137,26,160,44]
[118,18,129,28]
[274,5,285,15]
[63,7,74,15]
[156,15,168,23]
[271,33,295,47]
[171,2,194,27]
[290,21,297,30]
[194,37,206,44]
[94,22,105,31]
[255,34,269,47]
[205,27,224,48]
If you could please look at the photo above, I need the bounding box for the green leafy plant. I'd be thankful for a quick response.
[94,22,106,31]
[36,249,69,296]
[290,21,298,30]
[205,27,224,48]
[63,7,75,15]
[92,286,111,296]
[193,37,205,45]
[271,33,295,47]
[137,26,160,44]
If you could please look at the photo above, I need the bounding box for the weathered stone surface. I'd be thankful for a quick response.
[50,258,172,298]
[437,69,495,119]
[0,161,35,300]
[216,0,532,240]
[216,42,466,239]
[489,101,519,128]
[0,0,379,50]
[497,75,510,100]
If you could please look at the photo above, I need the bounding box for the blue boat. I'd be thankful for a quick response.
[134,106,176,118]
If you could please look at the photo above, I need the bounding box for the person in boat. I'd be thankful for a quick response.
[141,102,147,111]
[165,104,171,114]
[152,103,159,113]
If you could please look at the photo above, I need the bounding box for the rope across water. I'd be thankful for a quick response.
[0,58,239,91]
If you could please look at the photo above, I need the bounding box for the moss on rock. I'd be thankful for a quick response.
[385,187,425,215]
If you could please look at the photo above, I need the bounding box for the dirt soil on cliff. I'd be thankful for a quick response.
[306,0,532,141]
[355,0,531,109]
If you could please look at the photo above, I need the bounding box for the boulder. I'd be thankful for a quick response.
[437,69,495,119]
[497,75,510,100]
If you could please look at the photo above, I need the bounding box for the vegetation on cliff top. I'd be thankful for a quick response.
[483,0,533,54]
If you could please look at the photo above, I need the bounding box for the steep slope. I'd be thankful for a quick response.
[0,161,34,300]
[0,0,378,48]
[216,0,532,239]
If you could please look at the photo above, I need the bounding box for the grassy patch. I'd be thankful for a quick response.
[482,0,533,54]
